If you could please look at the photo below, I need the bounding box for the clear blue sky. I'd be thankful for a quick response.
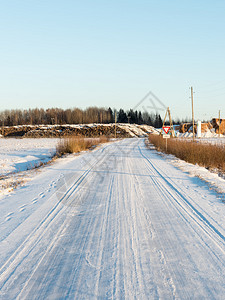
[0,0,225,120]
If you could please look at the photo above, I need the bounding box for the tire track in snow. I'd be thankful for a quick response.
[126,149,178,299]
[17,167,104,299]
[19,172,99,299]
[139,145,225,254]
[0,144,111,295]
[137,143,225,297]
[107,140,161,299]
[1,138,225,299]
[16,144,119,299]
[91,176,114,298]
[66,144,123,298]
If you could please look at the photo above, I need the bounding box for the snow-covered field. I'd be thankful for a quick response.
[0,138,225,298]
[0,138,58,177]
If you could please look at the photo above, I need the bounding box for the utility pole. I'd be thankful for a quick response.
[2,118,4,137]
[218,110,221,135]
[115,112,117,139]
[191,87,195,141]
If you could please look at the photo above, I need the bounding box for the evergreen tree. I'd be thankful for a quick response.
[154,113,163,128]
[118,109,128,123]
[127,109,136,124]
[138,111,143,124]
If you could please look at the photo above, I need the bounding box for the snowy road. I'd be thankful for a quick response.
[0,139,225,299]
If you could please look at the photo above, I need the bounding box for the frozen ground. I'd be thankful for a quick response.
[0,138,59,177]
[0,138,225,299]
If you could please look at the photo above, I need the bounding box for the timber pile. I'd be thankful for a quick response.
[201,122,213,133]
[180,123,192,133]
[179,120,225,134]
[211,118,225,134]
[0,125,131,138]
[0,125,34,137]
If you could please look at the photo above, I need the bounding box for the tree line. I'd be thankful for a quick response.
[0,107,185,128]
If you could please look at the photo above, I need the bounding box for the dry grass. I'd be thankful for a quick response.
[56,136,109,156]
[148,134,225,173]
[0,176,27,193]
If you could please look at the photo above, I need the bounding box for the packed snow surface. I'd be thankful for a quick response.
[0,138,58,176]
[0,138,225,299]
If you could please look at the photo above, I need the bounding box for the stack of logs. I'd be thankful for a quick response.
[179,119,225,134]
[0,125,131,138]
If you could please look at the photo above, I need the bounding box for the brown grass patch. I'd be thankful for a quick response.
[148,134,225,173]
[56,136,109,156]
